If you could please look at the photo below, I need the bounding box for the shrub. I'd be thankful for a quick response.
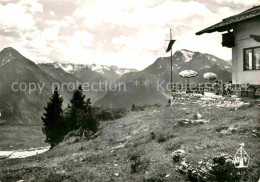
[150,132,156,140]
[254,126,260,138]
[144,162,169,182]
[128,149,149,174]
[176,155,248,182]
[209,155,248,182]
[131,104,136,111]
[92,107,127,121]
[156,133,168,143]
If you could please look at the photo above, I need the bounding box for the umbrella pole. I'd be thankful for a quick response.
[171,47,173,93]
[187,78,190,92]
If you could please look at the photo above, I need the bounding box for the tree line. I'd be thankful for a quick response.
[41,86,98,148]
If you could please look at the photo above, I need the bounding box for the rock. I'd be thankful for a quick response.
[220,130,228,134]
[111,144,125,150]
[176,149,186,154]
[201,97,214,101]
[224,101,232,105]
[195,119,209,124]
[114,173,119,176]
[235,98,242,101]
[181,160,188,167]
[56,170,66,174]
[228,127,238,133]
[178,119,192,125]
[172,149,186,162]
[144,171,150,180]
[165,174,170,178]
[194,113,202,120]
[240,143,245,147]
[216,125,229,132]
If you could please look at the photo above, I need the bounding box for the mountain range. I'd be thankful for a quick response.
[38,62,138,102]
[0,48,72,124]
[39,62,138,82]
[95,50,232,108]
[0,47,231,124]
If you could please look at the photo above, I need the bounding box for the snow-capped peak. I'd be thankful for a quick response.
[90,64,111,74]
[1,53,15,66]
[51,62,137,76]
[180,49,195,62]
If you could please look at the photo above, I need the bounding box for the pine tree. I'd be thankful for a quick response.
[80,98,99,132]
[42,88,64,148]
[64,85,86,131]
[64,86,99,133]
[70,85,86,110]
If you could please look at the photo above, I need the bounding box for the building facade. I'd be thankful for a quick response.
[232,18,260,86]
[196,6,260,96]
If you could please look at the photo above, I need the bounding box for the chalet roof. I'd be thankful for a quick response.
[196,5,260,35]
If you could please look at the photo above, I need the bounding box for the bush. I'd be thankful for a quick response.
[128,149,149,174]
[254,126,260,138]
[92,107,127,121]
[150,132,156,140]
[209,155,248,182]
[156,133,168,143]
[131,104,161,112]
[155,132,175,143]
[176,155,248,182]
[144,162,169,182]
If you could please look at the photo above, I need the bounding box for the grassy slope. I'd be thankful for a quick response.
[0,102,259,182]
[0,125,47,151]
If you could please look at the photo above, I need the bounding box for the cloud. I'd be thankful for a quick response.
[0,0,42,31]
[19,0,43,13]
[74,0,212,27]
[0,30,21,38]
[45,16,75,28]
[49,11,55,16]
[0,0,258,69]
[216,0,259,6]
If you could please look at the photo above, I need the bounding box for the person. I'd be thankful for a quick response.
[226,81,233,96]
[213,81,221,95]
[168,98,171,106]
[131,104,136,111]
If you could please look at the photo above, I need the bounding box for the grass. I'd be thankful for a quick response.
[0,125,47,151]
[0,101,259,181]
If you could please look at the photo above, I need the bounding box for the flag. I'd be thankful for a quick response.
[166,40,176,53]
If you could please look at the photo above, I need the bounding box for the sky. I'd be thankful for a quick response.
[0,0,259,70]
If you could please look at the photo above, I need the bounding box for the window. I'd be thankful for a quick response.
[254,47,260,70]
[244,46,260,70]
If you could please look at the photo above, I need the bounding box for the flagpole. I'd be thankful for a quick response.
[170,29,173,93]
[165,28,175,95]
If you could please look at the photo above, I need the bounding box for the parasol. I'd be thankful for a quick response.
[179,70,198,78]
[179,70,198,92]
[203,72,217,81]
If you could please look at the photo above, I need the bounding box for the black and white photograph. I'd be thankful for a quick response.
[0,0,259,181]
